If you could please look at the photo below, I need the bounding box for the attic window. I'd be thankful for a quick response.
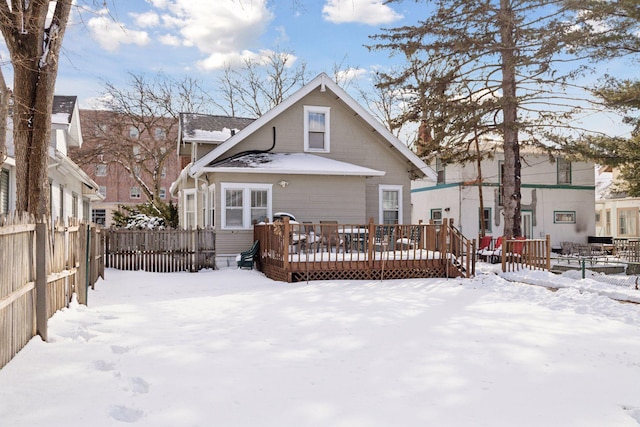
[304,106,330,153]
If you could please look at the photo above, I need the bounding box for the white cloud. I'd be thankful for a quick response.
[159,33,181,46]
[132,11,160,28]
[146,0,274,71]
[197,48,298,71]
[336,67,367,82]
[88,12,151,52]
[322,0,403,25]
[274,25,289,44]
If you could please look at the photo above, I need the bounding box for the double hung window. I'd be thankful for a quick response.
[221,183,272,229]
[379,185,403,224]
[304,106,330,152]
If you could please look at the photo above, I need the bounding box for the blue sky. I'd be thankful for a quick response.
[48,0,427,109]
[0,0,630,136]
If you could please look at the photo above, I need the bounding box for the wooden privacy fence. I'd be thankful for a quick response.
[104,227,216,272]
[1,214,103,370]
[501,235,551,272]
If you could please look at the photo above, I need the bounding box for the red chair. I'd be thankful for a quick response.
[477,235,492,261]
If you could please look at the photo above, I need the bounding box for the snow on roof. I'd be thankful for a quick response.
[189,73,434,181]
[201,152,385,176]
[51,113,71,125]
[180,113,255,143]
[191,128,236,143]
[51,95,76,124]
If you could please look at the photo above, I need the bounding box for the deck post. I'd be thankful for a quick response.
[501,236,507,272]
[546,234,551,271]
[368,217,374,268]
[282,217,290,272]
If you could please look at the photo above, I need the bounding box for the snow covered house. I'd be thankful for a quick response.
[595,166,640,239]
[171,73,435,265]
[0,96,104,221]
[411,149,596,250]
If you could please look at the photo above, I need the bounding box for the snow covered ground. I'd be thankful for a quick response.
[1,264,640,426]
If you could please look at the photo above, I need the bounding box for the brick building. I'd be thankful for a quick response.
[69,110,181,227]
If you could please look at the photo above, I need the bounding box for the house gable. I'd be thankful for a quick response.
[189,73,435,182]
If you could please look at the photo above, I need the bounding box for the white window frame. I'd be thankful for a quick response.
[220,183,272,230]
[557,157,571,185]
[129,126,140,139]
[96,163,107,177]
[183,189,196,229]
[155,127,166,140]
[304,105,330,153]
[130,186,141,199]
[207,185,216,227]
[379,185,403,224]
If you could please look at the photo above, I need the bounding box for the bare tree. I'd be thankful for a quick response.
[215,49,309,117]
[0,0,73,217]
[0,68,9,167]
[70,72,213,223]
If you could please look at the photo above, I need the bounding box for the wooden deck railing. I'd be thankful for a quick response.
[501,235,551,272]
[253,218,474,282]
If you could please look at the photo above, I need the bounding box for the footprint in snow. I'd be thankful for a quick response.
[129,377,150,394]
[111,345,130,354]
[109,405,144,423]
[93,360,115,372]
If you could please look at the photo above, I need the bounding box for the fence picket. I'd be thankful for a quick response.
[1,216,102,369]
[103,228,215,273]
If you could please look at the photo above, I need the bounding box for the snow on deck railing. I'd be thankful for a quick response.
[254,217,475,278]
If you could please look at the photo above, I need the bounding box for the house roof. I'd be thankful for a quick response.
[179,113,255,145]
[188,73,436,181]
[52,95,77,125]
[201,152,385,176]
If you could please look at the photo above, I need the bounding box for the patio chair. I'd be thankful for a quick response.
[498,236,526,264]
[396,225,421,250]
[560,241,573,256]
[237,240,259,269]
[374,225,395,251]
[476,235,492,261]
[300,222,321,253]
[484,236,503,263]
[320,221,345,253]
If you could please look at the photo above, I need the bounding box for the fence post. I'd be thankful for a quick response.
[35,223,48,342]
[84,224,92,304]
[546,235,551,271]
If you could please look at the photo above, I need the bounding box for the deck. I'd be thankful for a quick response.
[253,218,475,282]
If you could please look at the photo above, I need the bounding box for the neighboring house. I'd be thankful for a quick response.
[171,73,435,266]
[595,166,640,239]
[1,96,103,222]
[412,149,596,249]
[70,110,181,227]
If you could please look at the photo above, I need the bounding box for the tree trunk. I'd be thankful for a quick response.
[0,0,73,218]
[499,0,522,239]
[0,70,8,167]
[474,130,486,237]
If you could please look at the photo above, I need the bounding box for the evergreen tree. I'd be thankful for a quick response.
[369,0,593,238]
[563,0,640,194]
[569,79,640,196]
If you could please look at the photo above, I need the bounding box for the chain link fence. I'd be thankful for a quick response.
[552,254,640,290]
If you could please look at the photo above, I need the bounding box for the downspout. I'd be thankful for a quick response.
[458,184,462,232]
